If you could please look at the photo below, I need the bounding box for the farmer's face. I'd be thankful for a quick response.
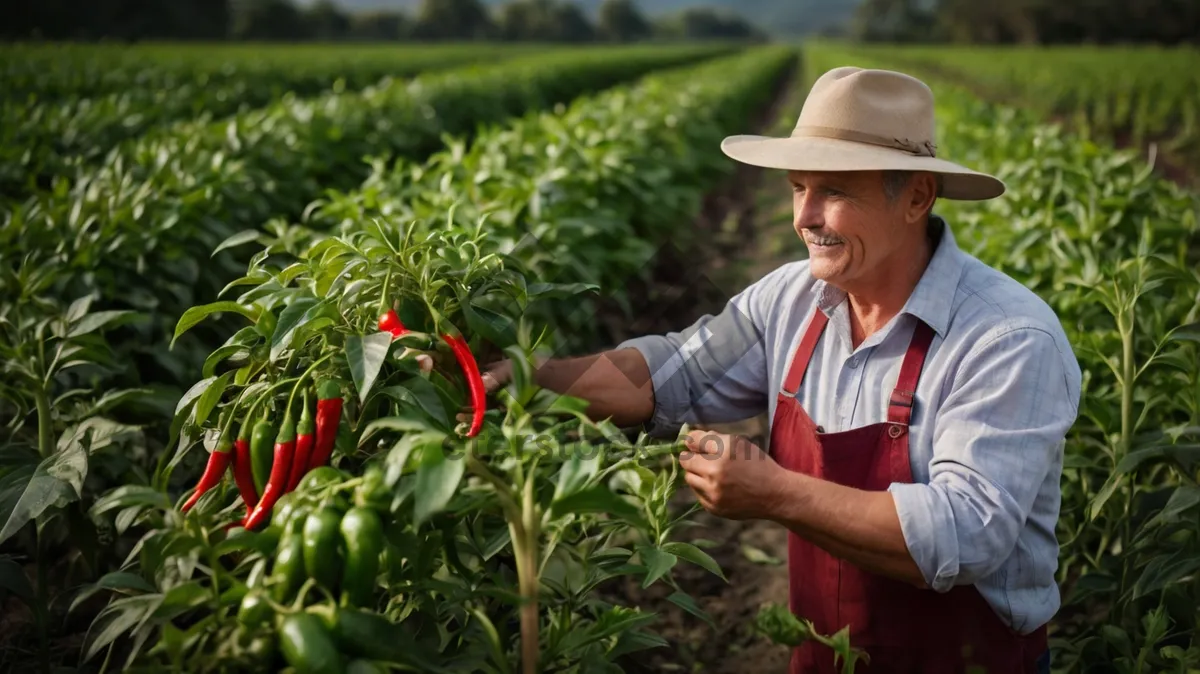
[789,170,931,289]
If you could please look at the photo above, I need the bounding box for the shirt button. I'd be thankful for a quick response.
[847,356,860,369]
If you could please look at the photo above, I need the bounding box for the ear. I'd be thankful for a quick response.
[905,172,939,224]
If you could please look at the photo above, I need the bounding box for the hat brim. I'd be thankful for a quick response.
[721,134,1005,201]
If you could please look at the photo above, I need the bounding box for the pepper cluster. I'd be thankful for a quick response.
[180,377,344,528]
[230,465,431,673]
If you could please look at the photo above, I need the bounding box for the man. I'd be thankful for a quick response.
[483,67,1081,673]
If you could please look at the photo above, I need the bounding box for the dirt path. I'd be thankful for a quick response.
[605,60,813,674]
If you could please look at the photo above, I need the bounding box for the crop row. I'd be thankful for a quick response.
[0,43,733,406]
[839,44,1200,172]
[0,42,547,104]
[808,44,1200,673]
[0,48,797,673]
[0,44,539,200]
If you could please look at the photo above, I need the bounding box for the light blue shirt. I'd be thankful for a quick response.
[618,216,1082,633]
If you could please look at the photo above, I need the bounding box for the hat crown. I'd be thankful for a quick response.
[793,67,937,157]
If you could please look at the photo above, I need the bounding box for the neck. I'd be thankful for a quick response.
[844,226,934,348]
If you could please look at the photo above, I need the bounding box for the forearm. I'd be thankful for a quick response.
[763,470,927,588]
[532,348,655,427]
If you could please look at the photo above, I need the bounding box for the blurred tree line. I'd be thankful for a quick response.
[853,0,1199,44]
[2,0,764,42]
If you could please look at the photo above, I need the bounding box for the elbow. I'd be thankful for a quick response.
[944,518,1021,588]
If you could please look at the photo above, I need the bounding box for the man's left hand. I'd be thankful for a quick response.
[681,430,786,521]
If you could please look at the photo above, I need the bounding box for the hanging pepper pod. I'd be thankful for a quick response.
[307,379,343,471]
[286,389,315,493]
[441,333,485,438]
[378,309,407,338]
[232,413,260,510]
[244,405,296,531]
[250,410,275,496]
[181,412,235,513]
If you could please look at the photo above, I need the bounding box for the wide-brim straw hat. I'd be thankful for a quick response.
[721,66,1005,201]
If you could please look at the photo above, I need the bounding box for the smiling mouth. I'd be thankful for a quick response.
[806,238,843,247]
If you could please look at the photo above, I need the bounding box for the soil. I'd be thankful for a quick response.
[599,63,812,674]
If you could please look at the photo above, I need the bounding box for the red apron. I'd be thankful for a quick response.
[769,308,1048,674]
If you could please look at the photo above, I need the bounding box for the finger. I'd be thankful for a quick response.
[415,354,433,375]
[480,370,503,393]
[683,470,709,498]
[685,430,730,456]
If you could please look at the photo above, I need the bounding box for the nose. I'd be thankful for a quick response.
[793,191,823,233]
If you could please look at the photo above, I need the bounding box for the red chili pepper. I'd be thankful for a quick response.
[286,389,315,492]
[308,379,343,471]
[181,423,234,513]
[243,407,296,531]
[232,415,260,510]
[379,309,408,339]
[442,333,485,438]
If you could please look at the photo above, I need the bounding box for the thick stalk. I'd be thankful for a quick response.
[1117,306,1136,615]
[516,477,540,674]
[35,387,53,458]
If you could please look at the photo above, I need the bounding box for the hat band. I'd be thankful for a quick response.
[791,125,938,158]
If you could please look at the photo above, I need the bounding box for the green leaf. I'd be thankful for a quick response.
[90,486,172,518]
[0,555,34,604]
[636,544,677,588]
[380,378,450,428]
[268,297,320,362]
[193,372,231,429]
[413,446,465,527]
[1132,551,1200,599]
[202,345,251,378]
[70,571,155,615]
[172,302,259,348]
[663,542,726,581]
[67,310,137,338]
[212,229,263,257]
[83,594,163,663]
[550,485,645,527]
[57,417,140,455]
[0,440,88,545]
[528,282,598,300]
[667,590,715,628]
[346,332,393,403]
[554,451,600,501]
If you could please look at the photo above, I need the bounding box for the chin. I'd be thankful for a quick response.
[807,259,845,282]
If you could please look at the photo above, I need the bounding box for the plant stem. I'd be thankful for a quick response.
[517,476,539,674]
[35,386,53,458]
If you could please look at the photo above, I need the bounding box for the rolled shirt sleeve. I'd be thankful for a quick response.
[616,263,799,436]
[889,322,1080,592]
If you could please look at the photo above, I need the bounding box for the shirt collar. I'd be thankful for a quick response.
[814,215,965,338]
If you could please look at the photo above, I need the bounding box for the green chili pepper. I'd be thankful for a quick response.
[303,506,344,593]
[298,466,348,493]
[250,411,275,496]
[339,507,384,607]
[324,607,440,671]
[269,532,306,604]
[237,590,271,628]
[279,612,344,674]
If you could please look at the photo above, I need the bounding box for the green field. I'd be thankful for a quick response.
[0,41,1197,673]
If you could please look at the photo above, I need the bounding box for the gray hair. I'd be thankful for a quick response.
[882,170,944,202]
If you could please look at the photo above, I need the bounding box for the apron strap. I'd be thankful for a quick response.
[781,308,829,396]
[887,320,936,427]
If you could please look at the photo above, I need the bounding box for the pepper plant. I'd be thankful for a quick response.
[79,211,726,673]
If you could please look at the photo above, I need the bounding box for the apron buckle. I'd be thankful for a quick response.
[887,424,905,439]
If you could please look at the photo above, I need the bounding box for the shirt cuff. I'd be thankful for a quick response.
[616,335,690,437]
[888,481,961,593]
